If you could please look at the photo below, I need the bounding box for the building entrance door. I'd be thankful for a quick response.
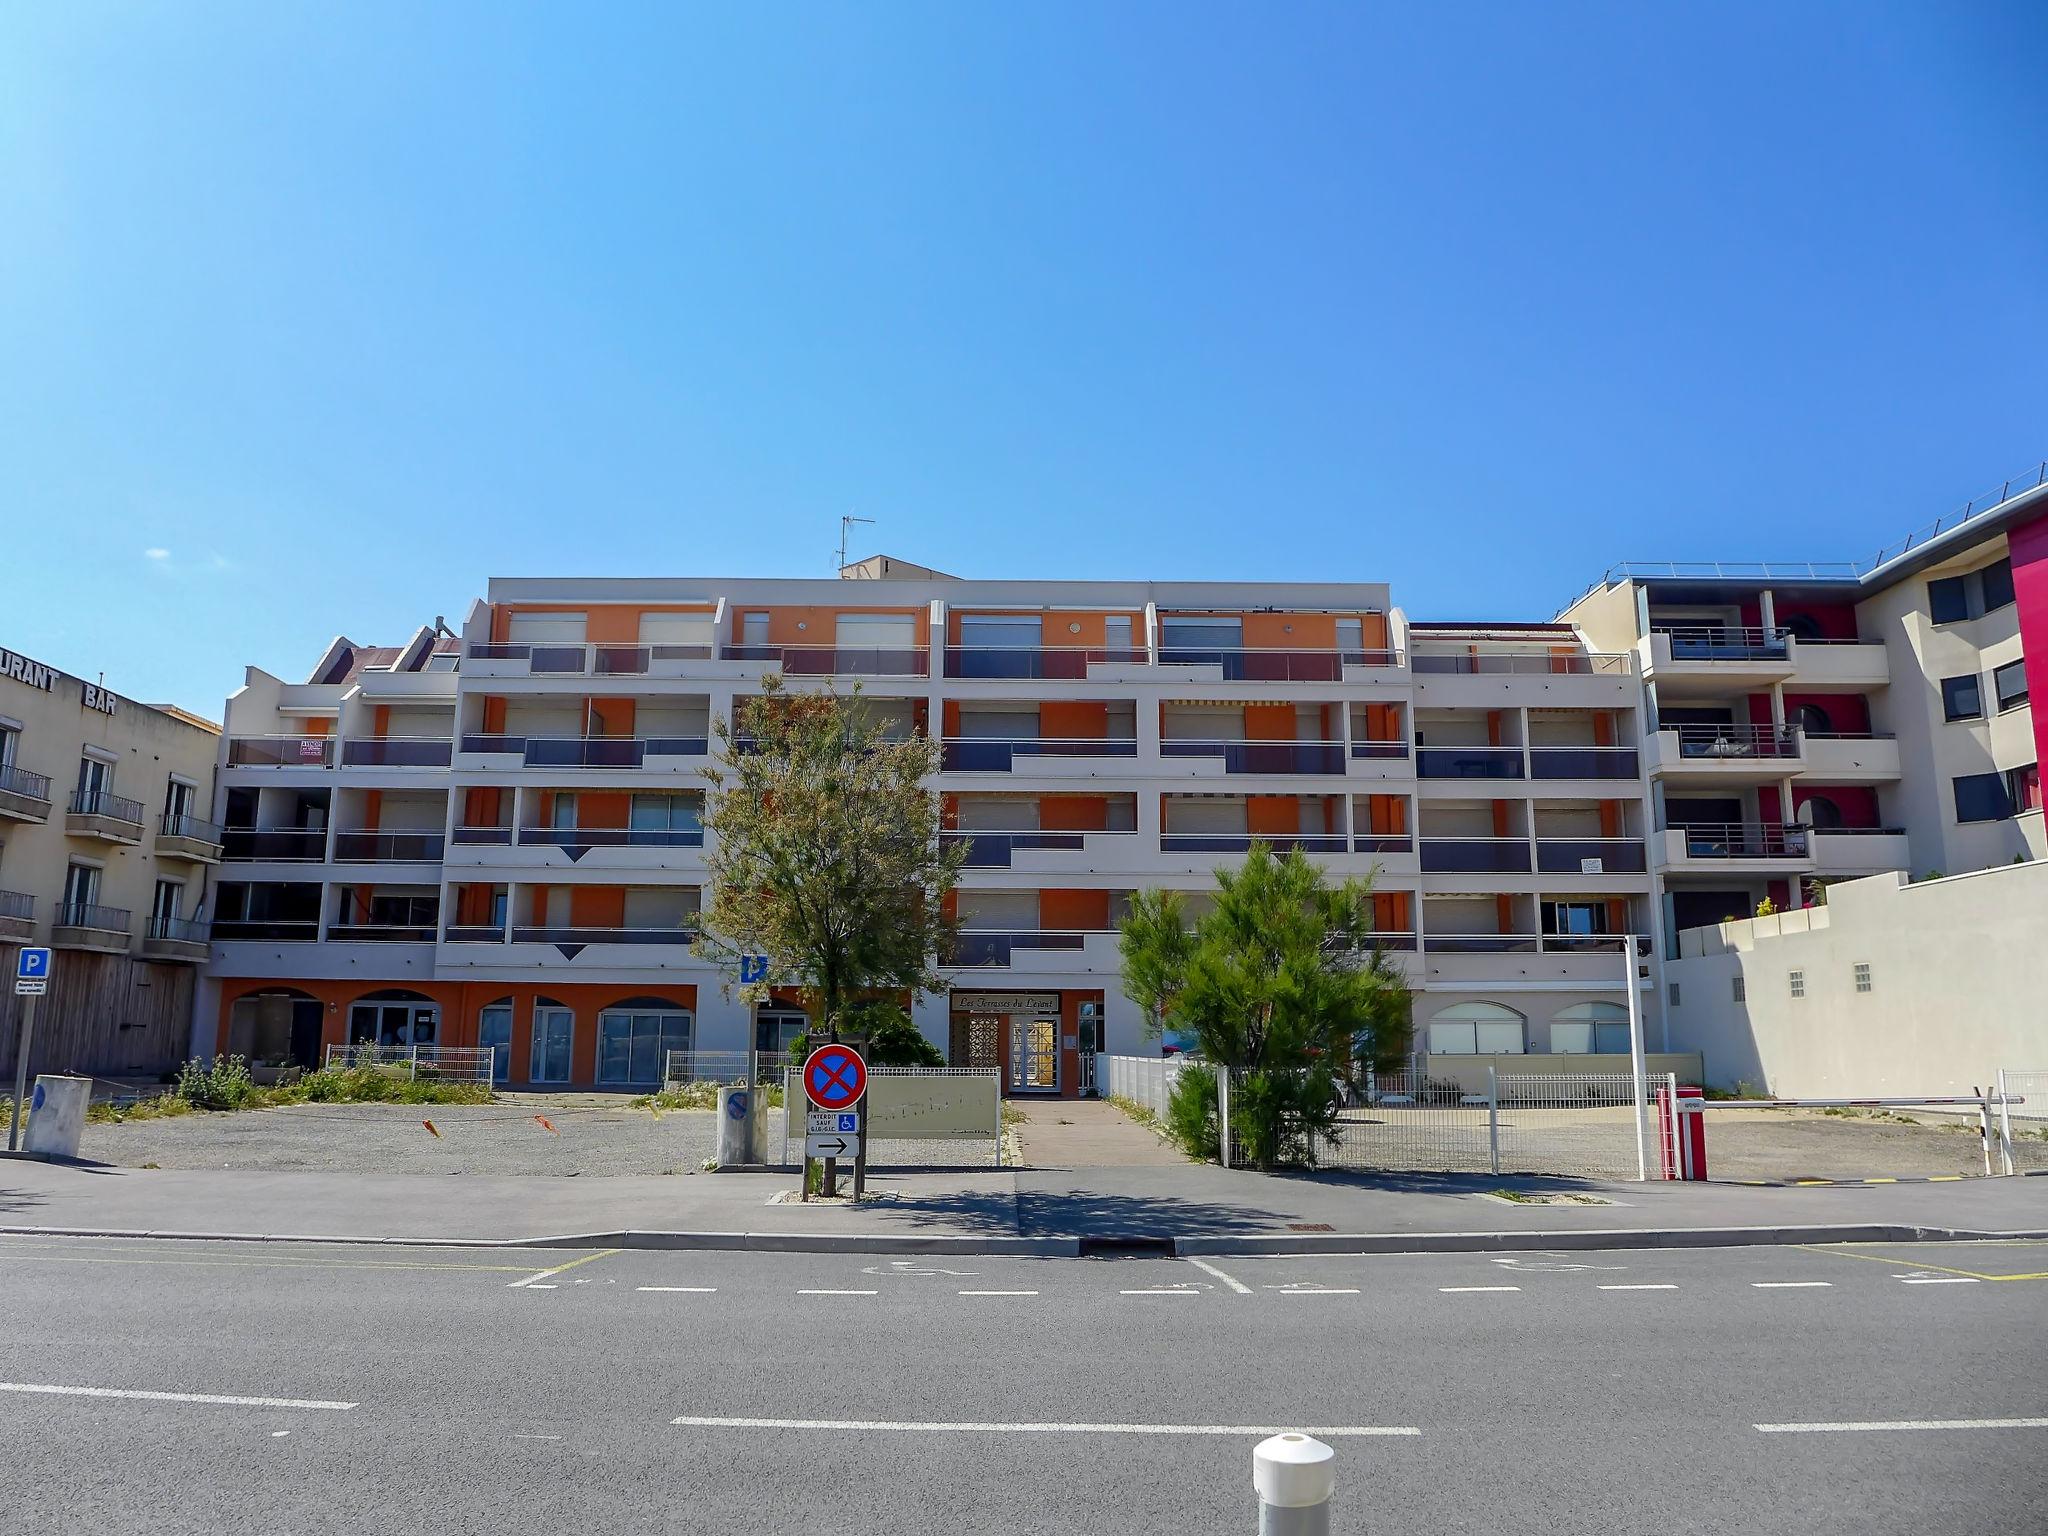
[1006,1015,1059,1093]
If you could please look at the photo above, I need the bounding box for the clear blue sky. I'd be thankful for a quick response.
[3,2,2043,714]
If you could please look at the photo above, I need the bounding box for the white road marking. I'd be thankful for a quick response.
[1757,1418,2048,1435]
[1753,1282,1832,1289]
[0,1382,354,1412]
[1440,1286,1520,1293]
[959,1290,1038,1296]
[797,1289,878,1296]
[637,1286,718,1293]
[1120,1288,1202,1296]
[1898,1276,1980,1285]
[1599,1284,1677,1291]
[1184,1257,1252,1294]
[671,1415,1419,1437]
[511,1433,562,1441]
[271,1431,290,1438]
[1276,1287,1361,1296]
[506,1250,616,1289]
[522,1283,558,1290]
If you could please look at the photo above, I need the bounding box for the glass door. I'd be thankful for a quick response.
[1006,1015,1059,1093]
[478,1004,513,1084]
[530,1006,574,1083]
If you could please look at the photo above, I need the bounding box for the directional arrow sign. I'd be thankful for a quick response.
[805,1133,859,1160]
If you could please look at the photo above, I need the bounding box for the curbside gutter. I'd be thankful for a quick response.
[0,1222,2041,1256]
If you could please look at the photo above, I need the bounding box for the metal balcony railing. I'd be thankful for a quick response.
[940,737,1139,772]
[226,735,335,767]
[720,644,930,677]
[940,829,1132,868]
[944,645,1148,679]
[1534,837,1648,874]
[146,915,211,945]
[1652,625,1791,661]
[1528,747,1640,779]
[0,763,53,803]
[210,918,319,941]
[524,737,646,769]
[0,889,33,921]
[1156,646,1397,681]
[1423,933,1544,954]
[450,825,515,845]
[1412,652,1631,676]
[1349,740,1410,760]
[221,828,329,861]
[1159,832,1348,855]
[70,787,145,825]
[1419,837,1532,873]
[326,922,440,942]
[1417,746,1524,780]
[56,901,130,933]
[331,831,447,862]
[948,929,1091,967]
[158,810,222,843]
[1353,833,1414,854]
[510,924,700,945]
[1663,723,1799,759]
[1673,823,1810,859]
[1161,740,1348,775]
[341,737,454,768]
[517,826,704,849]
[465,641,715,674]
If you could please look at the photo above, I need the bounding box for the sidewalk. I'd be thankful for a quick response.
[4,1156,2044,1254]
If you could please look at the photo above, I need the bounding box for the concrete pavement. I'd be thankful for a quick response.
[1,1232,2044,1533]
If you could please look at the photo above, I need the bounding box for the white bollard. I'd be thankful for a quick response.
[1253,1433,1335,1536]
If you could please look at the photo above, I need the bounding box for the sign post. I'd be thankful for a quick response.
[802,1042,868,1199]
[9,948,52,1153]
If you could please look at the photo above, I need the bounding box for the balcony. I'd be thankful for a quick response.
[1157,646,1393,682]
[940,737,1139,773]
[52,901,131,954]
[1418,931,1654,984]
[155,811,223,864]
[721,643,929,678]
[1417,747,1523,781]
[221,828,329,862]
[140,915,210,963]
[1808,826,1912,875]
[516,826,705,850]
[507,924,699,947]
[0,763,53,822]
[1413,652,1630,677]
[326,922,441,943]
[1534,837,1648,875]
[940,829,1133,869]
[451,825,515,846]
[1799,733,1902,783]
[331,830,447,863]
[1412,650,1635,708]
[1527,747,1640,781]
[465,641,715,677]
[340,737,454,768]
[1659,823,1812,869]
[1648,723,1800,778]
[211,919,319,942]
[1788,636,1890,689]
[459,735,711,767]
[226,735,335,768]
[944,645,1147,679]
[0,889,34,941]
[66,788,146,845]
[948,929,1090,968]
[1160,740,1347,775]
[1419,837,1531,874]
[1160,832,1347,856]
[1645,626,1796,690]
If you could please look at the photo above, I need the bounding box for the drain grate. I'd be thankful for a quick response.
[1286,1222,1336,1232]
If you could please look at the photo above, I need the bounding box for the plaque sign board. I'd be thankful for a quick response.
[951,992,1058,1014]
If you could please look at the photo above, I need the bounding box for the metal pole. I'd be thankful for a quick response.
[1625,934,1649,1182]
[1486,1064,1500,1177]
[1218,1069,1232,1170]
[1666,1071,1681,1179]
[1976,1087,1994,1178]
[1996,1071,2016,1177]
[745,1030,759,1168]
[8,993,37,1152]
[1253,1433,1334,1536]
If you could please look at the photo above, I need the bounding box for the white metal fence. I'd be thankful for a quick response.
[1102,1053,1190,1119]
[1997,1070,2048,1173]
[321,1045,495,1083]
[663,1050,792,1092]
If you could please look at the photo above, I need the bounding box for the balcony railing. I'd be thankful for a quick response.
[146,915,211,945]
[1534,837,1648,874]
[443,924,508,943]
[1413,652,1630,675]
[226,735,335,768]
[56,901,130,933]
[1528,747,1640,779]
[465,641,715,674]
[1349,740,1410,760]
[1160,833,1348,855]
[1353,833,1414,854]
[221,828,329,861]
[940,737,1139,772]
[940,829,1132,868]
[944,645,1148,679]
[331,831,447,862]
[159,811,222,843]
[1653,625,1791,661]
[326,922,440,942]
[341,737,454,768]
[517,826,705,849]
[1663,723,1799,759]
[1419,837,1532,874]
[1156,646,1396,681]
[0,763,53,805]
[1160,740,1347,775]
[69,787,145,826]
[1417,747,1524,780]
[0,889,34,922]
[949,929,1091,967]
[451,825,515,845]
[1673,822,1810,859]
[210,918,319,941]
[509,924,700,945]
[1425,932,1651,955]
[464,735,710,767]
[721,644,930,678]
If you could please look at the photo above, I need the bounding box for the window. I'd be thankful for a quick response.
[1732,975,1746,1003]
[0,722,17,769]
[1929,558,2015,624]
[348,994,439,1048]
[597,1004,692,1086]
[2009,763,2042,815]
[740,612,770,647]
[756,1006,809,1056]
[1993,659,2028,712]
[1549,1002,1630,1055]
[630,794,701,840]
[1854,962,1872,994]
[1789,970,1805,999]
[424,651,459,672]
[1542,900,1608,936]
[1954,771,2015,824]
[1426,1002,1526,1055]
[1161,616,1243,656]
[1103,615,1135,658]
[150,879,182,925]
[1668,982,1681,1007]
[1941,674,1983,722]
[61,862,101,918]
[76,754,111,806]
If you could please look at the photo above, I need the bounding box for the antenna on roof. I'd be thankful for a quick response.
[837,513,876,574]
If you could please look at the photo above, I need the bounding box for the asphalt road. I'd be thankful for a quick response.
[1,1234,2044,1534]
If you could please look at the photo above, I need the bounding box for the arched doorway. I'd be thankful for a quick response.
[227,987,324,1071]
[347,989,440,1051]
[1797,794,1844,830]
[1426,1001,1526,1056]
[1794,702,1833,736]
[1549,1001,1631,1055]
[476,996,515,1085]
[596,995,693,1088]
[529,995,575,1085]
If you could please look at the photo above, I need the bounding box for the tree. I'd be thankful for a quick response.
[1117,843,1410,1169]
[784,1000,946,1069]
[696,677,965,1042]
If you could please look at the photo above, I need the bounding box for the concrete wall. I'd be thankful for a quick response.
[1663,861,2048,1095]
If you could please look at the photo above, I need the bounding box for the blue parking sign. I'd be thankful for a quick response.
[739,954,770,985]
[16,948,50,980]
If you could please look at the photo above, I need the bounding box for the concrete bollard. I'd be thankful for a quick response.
[1253,1432,1335,1536]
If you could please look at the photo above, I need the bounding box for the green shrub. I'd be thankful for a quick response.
[788,1000,946,1068]
[290,1066,491,1105]
[1227,1061,1343,1169]
[175,1055,257,1111]
[1162,1062,1220,1161]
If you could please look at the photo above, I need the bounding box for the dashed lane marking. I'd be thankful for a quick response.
[797,1289,878,1296]
[637,1286,718,1293]
[506,1249,619,1290]
[1440,1286,1520,1294]
[1898,1276,1980,1285]
[671,1415,1420,1437]
[1599,1284,1677,1291]
[1757,1418,2048,1435]
[1120,1288,1203,1297]
[959,1290,1038,1297]
[1753,1282,1832,1289]
[0,1382,354,1411]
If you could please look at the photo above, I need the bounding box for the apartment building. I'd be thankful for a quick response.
[1561,468,2045,958]
[202,584,1659,1095]
[0,643,222,1084]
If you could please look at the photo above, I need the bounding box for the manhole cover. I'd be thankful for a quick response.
[1286,1222,1336,1232]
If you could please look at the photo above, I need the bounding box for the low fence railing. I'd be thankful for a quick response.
[321,1044,495,1082]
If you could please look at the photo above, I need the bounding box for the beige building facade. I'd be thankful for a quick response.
[0,643,222,1084]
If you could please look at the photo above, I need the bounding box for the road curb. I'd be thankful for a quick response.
[1,1221,2041,1256]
